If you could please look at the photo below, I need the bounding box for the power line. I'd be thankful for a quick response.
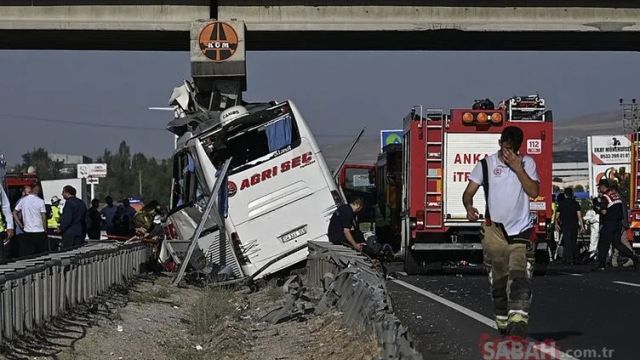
[0,113,167,132]
[0,112,370,139]
[314,134,361,138]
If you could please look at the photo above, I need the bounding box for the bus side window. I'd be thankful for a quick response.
[173,152,200,208]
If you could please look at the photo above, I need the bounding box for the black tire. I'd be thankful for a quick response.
[404,248,422,275]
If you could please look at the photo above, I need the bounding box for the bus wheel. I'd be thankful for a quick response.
[404,249,423,275]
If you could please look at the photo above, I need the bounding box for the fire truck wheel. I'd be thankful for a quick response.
[404,249,423,275]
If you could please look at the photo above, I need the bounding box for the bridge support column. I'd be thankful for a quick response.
[190,20,247,112]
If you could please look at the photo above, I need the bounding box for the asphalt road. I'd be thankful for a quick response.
[387,264,640,360]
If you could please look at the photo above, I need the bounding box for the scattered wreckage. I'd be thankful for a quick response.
[160,81,343,283]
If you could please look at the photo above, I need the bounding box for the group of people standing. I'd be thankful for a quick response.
[95,196,137,238]
[552,179,639,270]
[0,184,164,264]
[96,196,164,247]
[0,183,86,261]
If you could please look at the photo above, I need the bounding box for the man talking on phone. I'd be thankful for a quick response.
[462,126,539,338]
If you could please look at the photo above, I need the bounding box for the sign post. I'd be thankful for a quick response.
[77,164,107,202]
[86,177,100,201]
[380,129,404,151]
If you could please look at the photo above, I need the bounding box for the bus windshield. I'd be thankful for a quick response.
[202,107,301,174]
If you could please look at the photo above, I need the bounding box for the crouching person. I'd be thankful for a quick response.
[327,198,365,251]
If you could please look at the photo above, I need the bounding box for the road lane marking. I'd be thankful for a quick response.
[393,279,496,328]
[558,272,583,277]
[397,272,408,276]
[613,281,640,287]
[392,279,578,360]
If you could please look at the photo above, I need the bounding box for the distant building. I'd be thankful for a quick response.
[552,161,590,190]
[49,153,84,165]
[49,153,91,176]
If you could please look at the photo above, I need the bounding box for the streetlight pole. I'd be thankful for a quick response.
[621,98,639,132]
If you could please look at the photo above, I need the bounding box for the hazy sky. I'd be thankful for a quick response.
[1,50,639,164]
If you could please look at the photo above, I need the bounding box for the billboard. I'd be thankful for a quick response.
[77,163,108,179]
[588,135,631,195]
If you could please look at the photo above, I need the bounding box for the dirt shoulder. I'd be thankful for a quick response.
[2,274,381,360]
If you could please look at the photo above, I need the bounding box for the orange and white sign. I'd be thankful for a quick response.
[198,21,239,62]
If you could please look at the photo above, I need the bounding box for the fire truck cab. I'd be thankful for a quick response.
[4,172,40,209]
[402,96,553,274]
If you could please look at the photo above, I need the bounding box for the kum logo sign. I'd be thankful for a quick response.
[198,21,239,62]
[228,152,314,196]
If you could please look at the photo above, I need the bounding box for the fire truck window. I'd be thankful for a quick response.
[345,168,373,190]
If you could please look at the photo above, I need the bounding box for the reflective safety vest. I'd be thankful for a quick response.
[48,205,61,229]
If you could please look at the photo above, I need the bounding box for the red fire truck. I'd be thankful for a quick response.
[337,148,404,251]
[401,96,553,274]
[629,134,640,248]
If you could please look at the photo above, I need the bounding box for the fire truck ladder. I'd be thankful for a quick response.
[424,109,445,229]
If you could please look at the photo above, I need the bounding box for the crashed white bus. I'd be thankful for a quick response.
[166,100,342,280]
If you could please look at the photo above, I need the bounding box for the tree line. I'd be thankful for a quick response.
[17,141,173,207]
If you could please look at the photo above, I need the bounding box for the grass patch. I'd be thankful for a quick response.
[130,286,171,304]
[190,287,236,335]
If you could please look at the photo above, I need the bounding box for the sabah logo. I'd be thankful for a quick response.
[198,21,239,62]
[227,181,238,197]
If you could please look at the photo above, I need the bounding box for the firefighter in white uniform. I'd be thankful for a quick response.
[583,198,600,259]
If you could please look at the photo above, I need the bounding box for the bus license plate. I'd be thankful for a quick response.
[280,227,307,243]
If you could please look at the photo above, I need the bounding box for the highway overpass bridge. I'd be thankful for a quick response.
[2,1,640,51]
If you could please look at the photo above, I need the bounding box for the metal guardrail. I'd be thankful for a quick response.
[0,242,149,345]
